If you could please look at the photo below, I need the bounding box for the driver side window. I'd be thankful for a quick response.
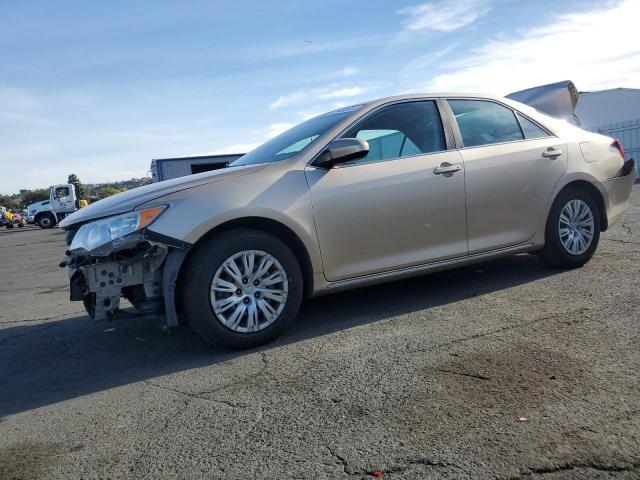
[341,101,446,165]
[55,187,70,199]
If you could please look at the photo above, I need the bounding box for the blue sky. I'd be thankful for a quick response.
[1,0,639,193]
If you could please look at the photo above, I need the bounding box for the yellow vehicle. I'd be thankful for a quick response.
[0,206,13,222]
[0,207,24,228]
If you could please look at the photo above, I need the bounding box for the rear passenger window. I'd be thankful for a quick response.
[342,101,446,164]
[449,100,523,147]
[516,112,551,139]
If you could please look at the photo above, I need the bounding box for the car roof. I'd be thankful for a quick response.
[360,92,505,106]
[322,92,509,119]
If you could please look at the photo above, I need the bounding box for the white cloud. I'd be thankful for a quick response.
[270,91,306,110]
[214,143,261,155]
[419,0,640,94]
[270,85,373,109]
[259,122,296,138]
[398,0,490,32]
[318,87,367,100]
[338,66,359,77]
[247,36,384,61]
[297,108,326,121]
[214,122,297,155]
[0,85,250,192]
[0,86,40,113]
[401,46,454,79]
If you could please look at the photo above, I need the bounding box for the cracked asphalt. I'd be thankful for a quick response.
[1,186,639,479]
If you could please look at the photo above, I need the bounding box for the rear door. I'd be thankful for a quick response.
[446,99,567,253]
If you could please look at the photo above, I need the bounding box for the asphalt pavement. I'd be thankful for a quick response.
[1,187,639,479]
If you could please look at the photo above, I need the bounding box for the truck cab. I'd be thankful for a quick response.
[28,184,78,229]
[51,184,77,214]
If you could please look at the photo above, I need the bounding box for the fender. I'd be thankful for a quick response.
[541,171,606,229]
[161,247,191,327]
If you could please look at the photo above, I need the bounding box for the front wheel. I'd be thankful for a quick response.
[539,187,601,269]
[180,230,304,349]
[37,213,56,229]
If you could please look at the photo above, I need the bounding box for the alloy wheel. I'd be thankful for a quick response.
[210,250,289,333]
[558,199,595,255]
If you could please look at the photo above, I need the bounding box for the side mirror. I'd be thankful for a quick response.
[312,138,369,169]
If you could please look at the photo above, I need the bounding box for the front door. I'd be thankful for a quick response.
[306,100,468,282]
[51,185,74,213]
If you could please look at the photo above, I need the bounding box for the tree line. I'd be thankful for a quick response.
[0,174,151,211]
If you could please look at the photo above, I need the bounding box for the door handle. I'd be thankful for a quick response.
[433,163,461,175]
[542,148,562,158]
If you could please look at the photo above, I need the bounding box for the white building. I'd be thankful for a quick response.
[577,88,640,126]
[577,88,640,176]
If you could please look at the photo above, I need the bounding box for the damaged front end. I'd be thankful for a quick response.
[60,206,189,324]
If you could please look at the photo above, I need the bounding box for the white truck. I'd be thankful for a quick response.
[27,184,79,229]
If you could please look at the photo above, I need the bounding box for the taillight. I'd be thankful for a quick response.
[613,138,625,158]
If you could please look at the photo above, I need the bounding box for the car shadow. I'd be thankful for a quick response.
[0,253,558,418]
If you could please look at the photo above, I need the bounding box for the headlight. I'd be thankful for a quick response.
[70,206,166,253]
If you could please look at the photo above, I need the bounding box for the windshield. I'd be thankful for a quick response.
[230,107,361,166]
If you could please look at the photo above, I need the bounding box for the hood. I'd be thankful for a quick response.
[59,164,267,228]
[28,200,50,209]
[506,80,580,124]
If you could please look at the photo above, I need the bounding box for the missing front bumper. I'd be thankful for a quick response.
[64,233,191,326]
[69,244,168,320]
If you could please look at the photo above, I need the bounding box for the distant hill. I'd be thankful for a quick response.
[85,177,152,201]
[2,177,152,210]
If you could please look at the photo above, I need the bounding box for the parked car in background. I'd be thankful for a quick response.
[59,93,637,349]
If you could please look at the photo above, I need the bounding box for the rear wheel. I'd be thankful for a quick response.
[37,212,56,229]
[539,187,600,269]
[181,230,304,349]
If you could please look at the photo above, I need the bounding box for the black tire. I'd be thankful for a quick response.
[6,223,13,229]
[37,212,56,229]
[65,229,75,246]
[539,187,601,269]
[83,292,96,319]
[181,229,304,349]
